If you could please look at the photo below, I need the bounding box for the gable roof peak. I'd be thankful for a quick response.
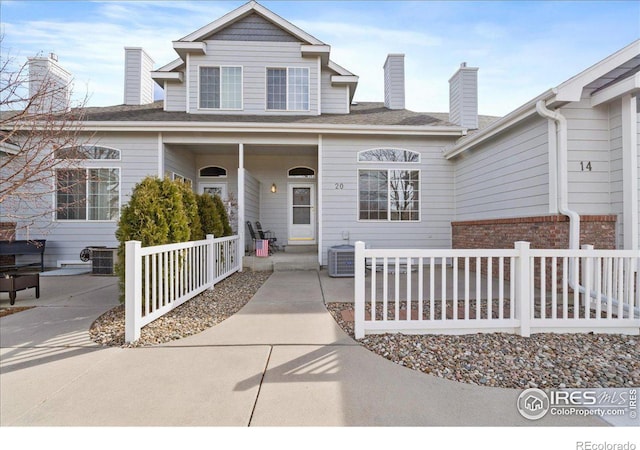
[178,0,325,46]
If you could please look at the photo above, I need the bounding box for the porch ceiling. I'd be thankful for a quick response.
[166,143,317,156]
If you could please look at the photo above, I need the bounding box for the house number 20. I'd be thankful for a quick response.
[580,161,592,171]
[335,183,344,190]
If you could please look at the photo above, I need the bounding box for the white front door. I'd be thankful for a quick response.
[199,182,227,199]
[288,183,315,244]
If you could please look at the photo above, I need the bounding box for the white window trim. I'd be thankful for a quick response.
[197,65,244,111]
[172,172,193,187]
[54,167,121,222]
[356,168,421,223]
[265,66,310,112]
[357,148,421,163]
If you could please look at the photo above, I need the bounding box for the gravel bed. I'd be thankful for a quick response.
[90,271,271,348]
[326,302,640,389]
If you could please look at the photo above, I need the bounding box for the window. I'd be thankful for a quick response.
[199,66,242,109]
[288,167,315,178]
[199,166,227,177]
[358,148,420,163]
[54,145,120,160]
[56,168,119,221]
[267,67,309,111]
[172,172,193,188]
[359,169,420,221]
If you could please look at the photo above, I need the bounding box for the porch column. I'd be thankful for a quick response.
[317,134,323,265]
[238,143,245,267]
[622,94,638,250]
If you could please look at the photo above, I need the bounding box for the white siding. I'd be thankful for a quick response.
[454,115,550,221]
[187,41,319,115]
[321,68,349,114]
[15,133,160,267]
[321,135,455,266]
[562,94,612,215]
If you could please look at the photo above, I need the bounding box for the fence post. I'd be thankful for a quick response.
[125,240,142,343]
[582,244,594,310]
[354,241,366,339]
[514,241,531,337]
[206,234,215,290]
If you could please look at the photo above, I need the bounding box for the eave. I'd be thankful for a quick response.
[73,121,467,137]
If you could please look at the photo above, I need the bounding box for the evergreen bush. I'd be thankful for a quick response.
[196,193,223,237]
[213,195,233,237]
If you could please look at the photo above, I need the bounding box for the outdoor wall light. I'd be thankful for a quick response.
[271,183,277,193]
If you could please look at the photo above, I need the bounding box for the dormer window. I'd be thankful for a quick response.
[199,66,242,110]
[266,67,309,111]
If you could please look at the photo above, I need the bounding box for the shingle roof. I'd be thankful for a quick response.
[79,101,499,129]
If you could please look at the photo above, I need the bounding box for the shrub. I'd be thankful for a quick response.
[115,176,190,301]
[196,193,223,237]
[176,180,203,241]
[213,195,233,237]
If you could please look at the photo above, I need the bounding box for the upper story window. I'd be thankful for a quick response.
[358,148,420,163]
[54,145,120,160]
[199,66,242,110]
[266,67,309,111]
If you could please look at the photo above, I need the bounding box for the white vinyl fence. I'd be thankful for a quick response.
[125,234,241,342]
[354,241,639,339]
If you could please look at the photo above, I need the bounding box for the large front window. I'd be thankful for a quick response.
[266,67,309,111]
[359,169,420,221]
[199,66,242,109]
[56,168,120,221]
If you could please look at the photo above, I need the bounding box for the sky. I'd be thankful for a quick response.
[1,0,639,116]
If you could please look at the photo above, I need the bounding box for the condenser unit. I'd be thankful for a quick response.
[89,247,118,276]
[328,245,355,277]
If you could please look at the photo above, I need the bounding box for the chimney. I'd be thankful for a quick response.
[384,54,405,110]
[449,62,479,129]
[28,53,72,113]
[124,47,154,105]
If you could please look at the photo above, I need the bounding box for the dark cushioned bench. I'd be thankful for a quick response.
[0,240,46,272]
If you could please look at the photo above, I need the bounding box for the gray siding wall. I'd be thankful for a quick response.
[637,104,640,248]
[321,135,455,266]
[164,80,186,111]
[609,99,624,246]
[15,133,160,267]
[454,115,550,221]
[164,146,196,183]
[321,68,349,114]
[187,41,319,115]
[449,66,478,129]
[244,171,260,246]
[124,48,154,105]
[209,13,299,42]
[383,54,405,110]
[562,94,612,216]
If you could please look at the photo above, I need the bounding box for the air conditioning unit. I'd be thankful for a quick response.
[328,245,355,277]
[89,247,118,276]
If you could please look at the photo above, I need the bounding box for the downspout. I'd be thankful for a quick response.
[536,100,638,316]
[535,100,581,250]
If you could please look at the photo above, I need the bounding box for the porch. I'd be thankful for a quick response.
[162,138,321,266]
[243,245,320,271]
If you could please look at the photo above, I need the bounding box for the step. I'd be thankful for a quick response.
[283,245,318,254]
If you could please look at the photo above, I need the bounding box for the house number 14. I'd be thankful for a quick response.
[580,161,592,172]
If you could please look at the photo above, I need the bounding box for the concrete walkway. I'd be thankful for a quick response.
[0,271,604,426]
